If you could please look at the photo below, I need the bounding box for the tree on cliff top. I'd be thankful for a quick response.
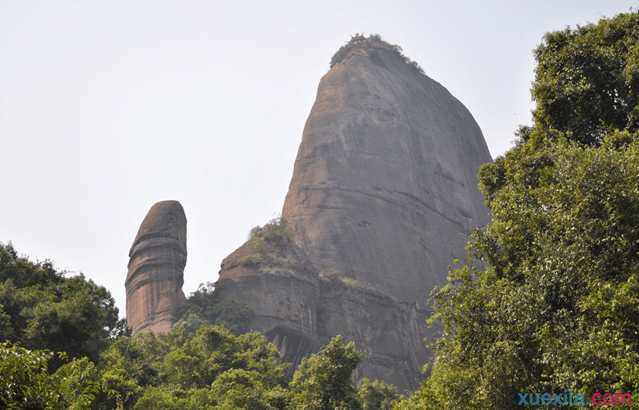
[330,33,424,75]
[403,10,639,410]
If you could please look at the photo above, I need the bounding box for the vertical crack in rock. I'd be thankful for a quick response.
[125,200,187,335]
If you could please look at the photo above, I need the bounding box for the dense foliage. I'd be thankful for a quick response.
[289,335,363,409]
[358,379,400,410]
[174,282,255,335]
[531,11,639,146]
[90,327,396,410]
[0,243,125,368]
[0,342,99,409]
[0,238,400,409]
[406,10,639,409]
[92,325,290,409]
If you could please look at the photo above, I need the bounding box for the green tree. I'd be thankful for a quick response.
[358,378,399,410]
[531,11,639,146]
[174,282,254,336]
[289,335,363,410]
[209,368,288,409]
[93,325,290,409]
[408,10,639,410]
[416,125,639,410]
[0,342,98,409]
[97,329,389,409]
[92,330,170,409]
[0,243,125,368]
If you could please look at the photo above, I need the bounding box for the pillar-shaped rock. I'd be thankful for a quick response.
[125,200,187,335]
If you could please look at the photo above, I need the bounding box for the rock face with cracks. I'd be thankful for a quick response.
[126,200,187,335]
[283,42,492,307]
[213,37,493,391]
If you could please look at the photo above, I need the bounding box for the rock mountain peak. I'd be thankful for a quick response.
[215,37,492,390]
[126,38,492,390]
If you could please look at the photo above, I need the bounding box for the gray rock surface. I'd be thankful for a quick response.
[282,42,492,306]
[126,200,187,335]
[215,38,492,390]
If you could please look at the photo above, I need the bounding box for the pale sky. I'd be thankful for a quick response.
[1,0,636,317]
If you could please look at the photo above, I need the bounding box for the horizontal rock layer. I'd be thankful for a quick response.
[126,200,187,335]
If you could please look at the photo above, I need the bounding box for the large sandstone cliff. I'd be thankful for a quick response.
[126,200,187,335]
[283,40,491,306]
[215,37,492,391]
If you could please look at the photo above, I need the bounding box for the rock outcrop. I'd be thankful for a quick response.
[283,40,491,306]
[215,37,492,391]
[126,200,187,335]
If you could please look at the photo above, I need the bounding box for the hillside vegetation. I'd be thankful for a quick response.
[0,242,398,409]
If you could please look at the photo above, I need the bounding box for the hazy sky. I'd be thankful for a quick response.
[1,0,637,316]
